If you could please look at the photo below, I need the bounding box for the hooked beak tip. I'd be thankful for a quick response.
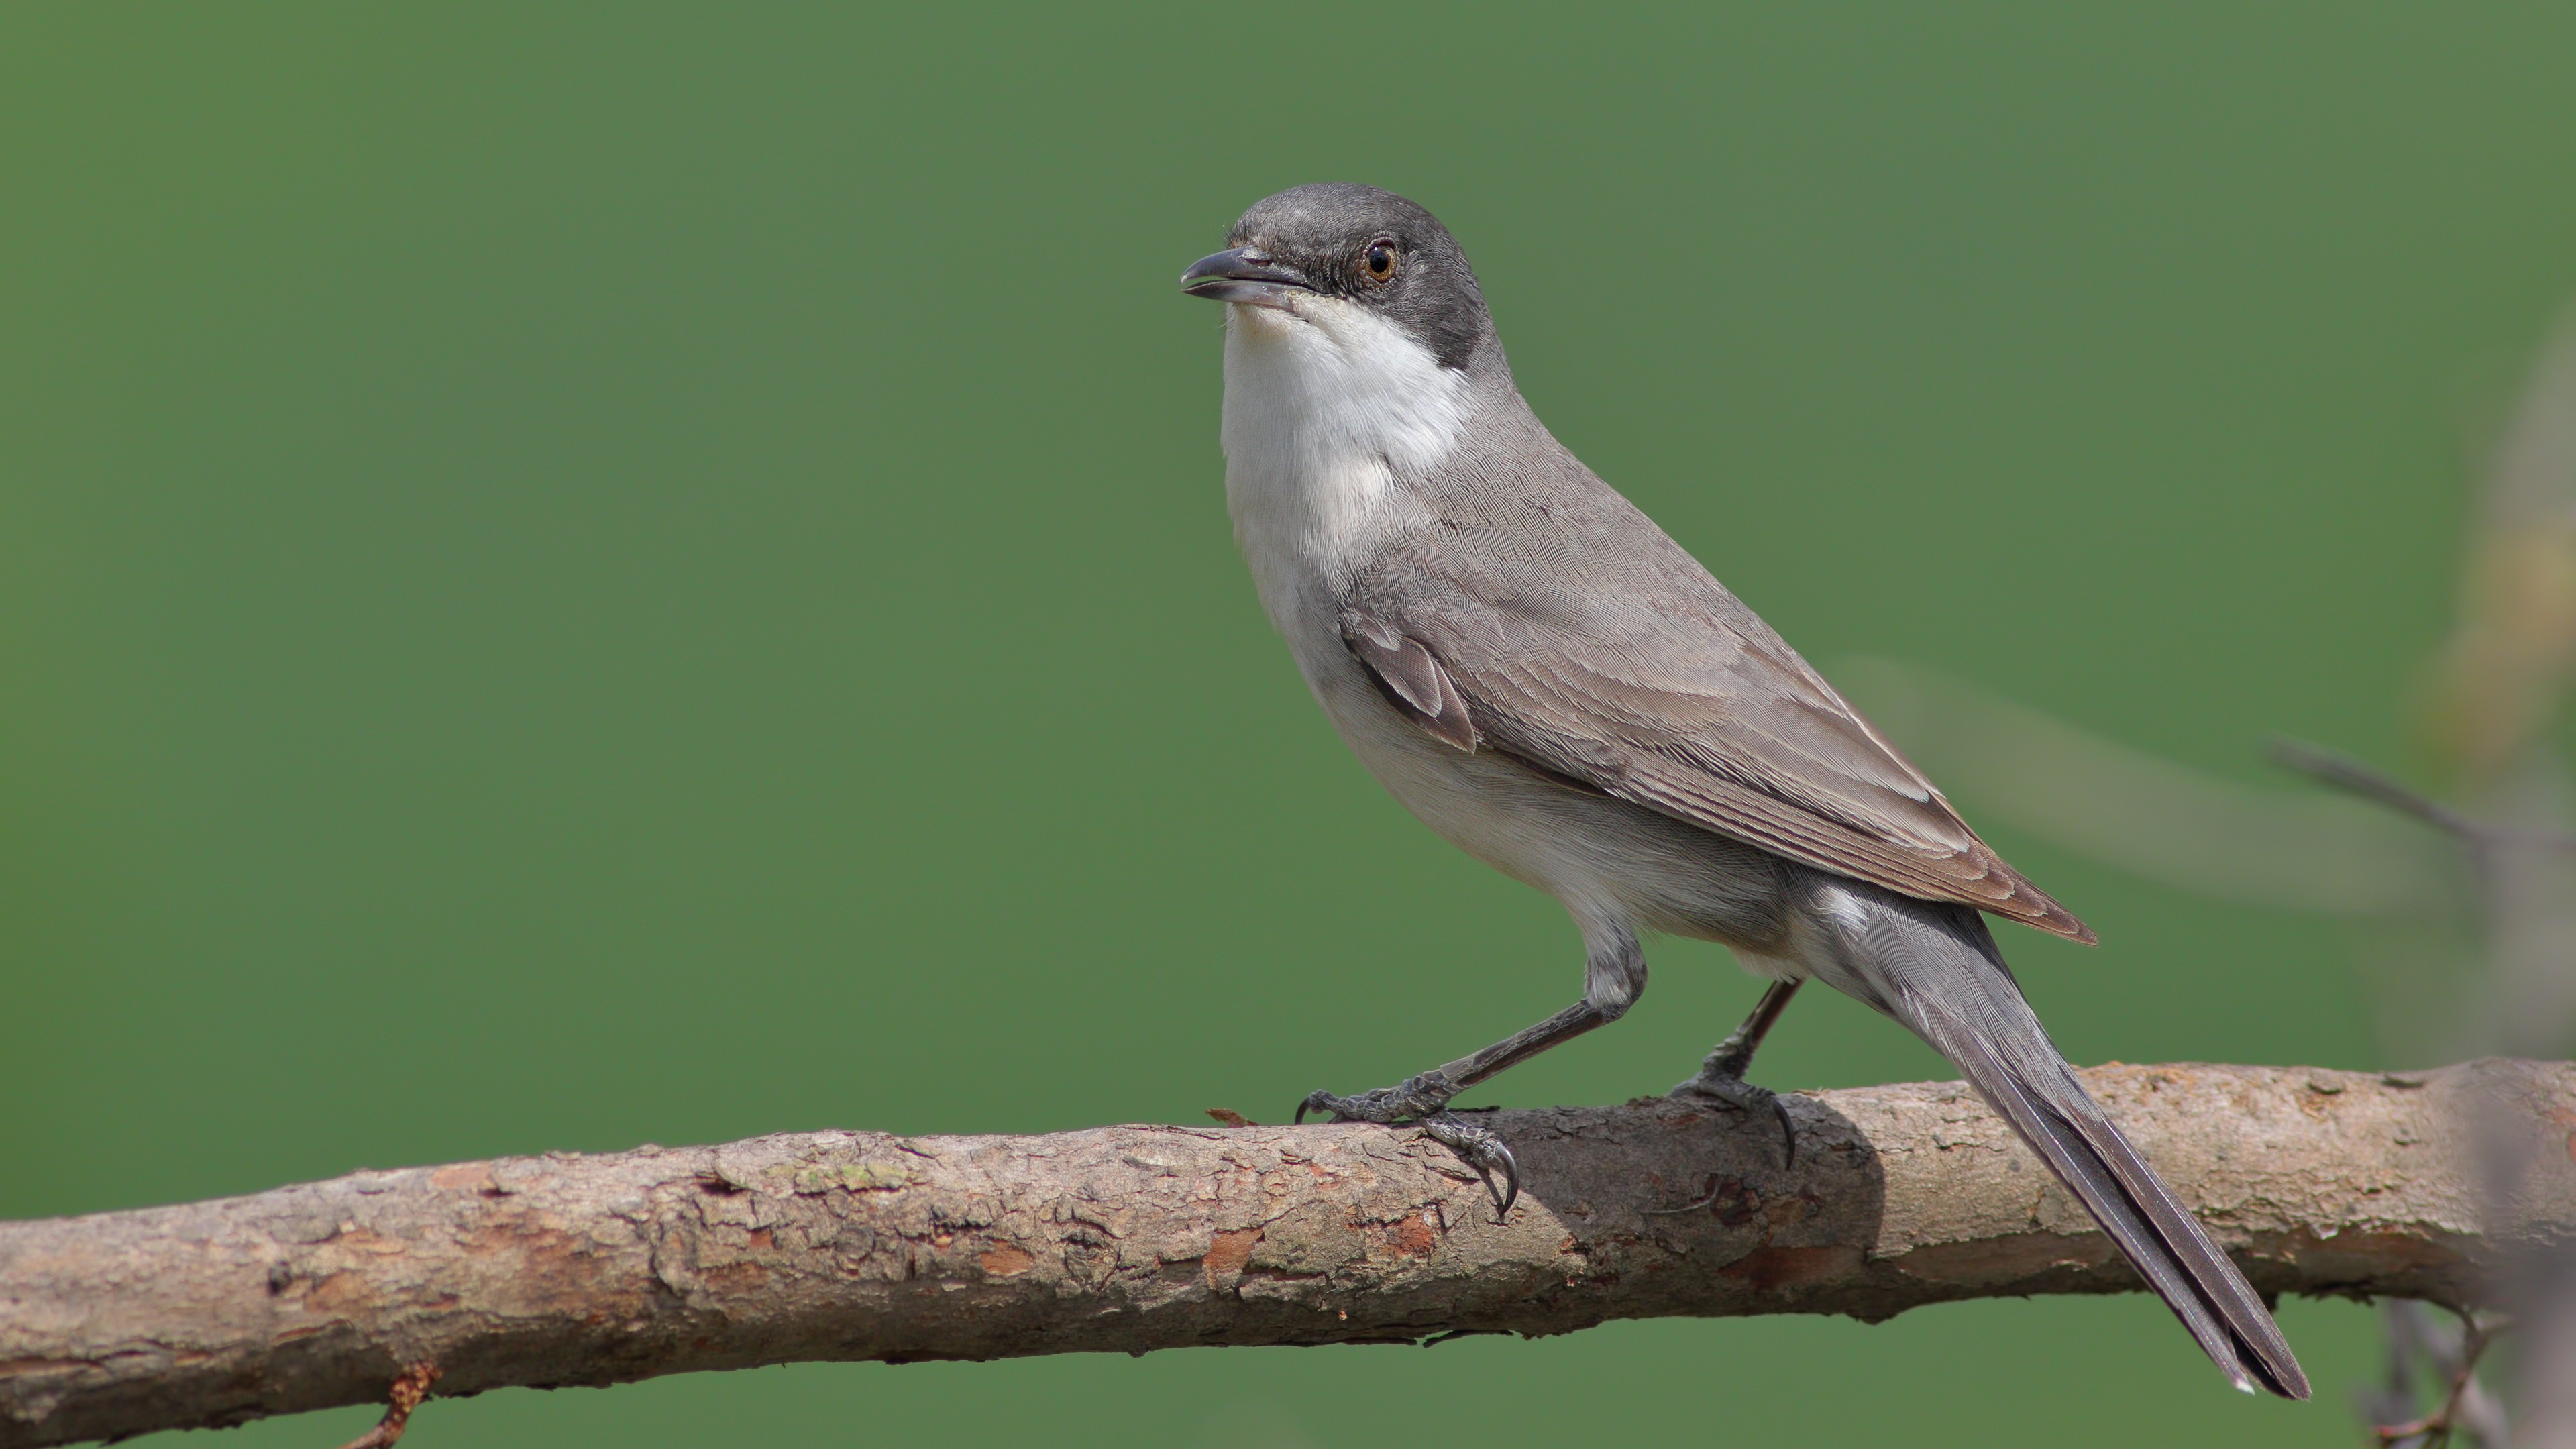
[1179,246,1313,305]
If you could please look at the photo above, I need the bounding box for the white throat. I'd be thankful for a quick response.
[1218,295,1472,645]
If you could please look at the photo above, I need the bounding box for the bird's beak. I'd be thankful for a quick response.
[1179,247,1313,308]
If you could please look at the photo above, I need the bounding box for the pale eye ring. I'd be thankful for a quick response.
[1361,239,1399,282]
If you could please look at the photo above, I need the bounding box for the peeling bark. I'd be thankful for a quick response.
[3,1060,2569,1447]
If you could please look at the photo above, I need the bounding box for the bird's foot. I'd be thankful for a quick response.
[1297,1071,1456,1126]
[1297,1073,1520,1218]
[1670,1059,1796,1169]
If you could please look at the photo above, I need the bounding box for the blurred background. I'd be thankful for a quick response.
[8,5,2576,1445]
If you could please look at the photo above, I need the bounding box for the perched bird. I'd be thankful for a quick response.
[1179,182,2307,1399]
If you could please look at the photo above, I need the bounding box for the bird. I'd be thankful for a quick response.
[1177,182,2308,1399]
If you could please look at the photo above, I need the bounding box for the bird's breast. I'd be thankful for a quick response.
[1216,300,1468,675]
[1224,447,1395,672]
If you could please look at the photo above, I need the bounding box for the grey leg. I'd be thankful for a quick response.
[1670,977,1803,1165]
[1297,926,1645,1219]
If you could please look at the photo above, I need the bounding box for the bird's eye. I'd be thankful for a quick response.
[1361,240,1399,282]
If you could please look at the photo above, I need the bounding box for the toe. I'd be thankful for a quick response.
[1294,1089,1344,1124]
[1420,1112,1519,1220]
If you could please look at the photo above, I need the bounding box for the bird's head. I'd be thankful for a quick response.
[1181,184,1494,374]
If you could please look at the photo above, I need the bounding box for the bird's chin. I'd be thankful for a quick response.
[1222,295,1316,341]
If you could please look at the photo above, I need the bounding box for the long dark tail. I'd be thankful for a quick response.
[1821,883,2309,1399]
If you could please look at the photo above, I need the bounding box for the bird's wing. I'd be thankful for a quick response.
[1344,549,2092,942]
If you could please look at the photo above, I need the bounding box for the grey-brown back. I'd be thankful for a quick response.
[1349,387,2090,942]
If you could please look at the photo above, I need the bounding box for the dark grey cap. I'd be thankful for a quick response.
[1181,184,1495,372]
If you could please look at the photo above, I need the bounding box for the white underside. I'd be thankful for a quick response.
[1219,293,1462,648]
[1218,296,1800,984]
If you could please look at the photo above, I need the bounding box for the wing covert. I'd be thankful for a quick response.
[1348,552,2092,943]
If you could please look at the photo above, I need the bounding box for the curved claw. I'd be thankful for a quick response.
[1419,1112,1519,1220]
[1296,1083,1517,1218]
[1669,1073,1797,1169]
[1478,1136,1520,1218]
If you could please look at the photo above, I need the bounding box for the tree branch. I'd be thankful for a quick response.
[5,1060,2569,1447]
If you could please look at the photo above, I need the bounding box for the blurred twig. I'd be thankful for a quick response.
[2367,1305,2506,1449]
[2268,737,2576,859]
[1841,303,2576,1444]
[1834,657,2468,919]
[332,1363,438,1449]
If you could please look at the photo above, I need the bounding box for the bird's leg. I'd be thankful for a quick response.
[1297,1001,1603,1219]
[1689,975,1801,1081]
[1297,928,1645,1219]
[1670,977,1803,1165]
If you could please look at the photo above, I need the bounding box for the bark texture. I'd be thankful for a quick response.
[5,1059,2570,1447]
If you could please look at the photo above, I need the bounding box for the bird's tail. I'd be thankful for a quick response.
[1815,883,2309,1399]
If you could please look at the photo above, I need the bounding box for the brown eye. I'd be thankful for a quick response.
[1361,239,1399,281]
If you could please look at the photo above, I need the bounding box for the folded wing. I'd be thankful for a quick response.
[1344,543,2092,943]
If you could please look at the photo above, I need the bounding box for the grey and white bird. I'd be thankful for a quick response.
[1179,183,2307,1399]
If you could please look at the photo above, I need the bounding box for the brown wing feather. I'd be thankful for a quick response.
[1349,564,2092,943]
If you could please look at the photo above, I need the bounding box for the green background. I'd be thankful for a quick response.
[7,5,2573,1444]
